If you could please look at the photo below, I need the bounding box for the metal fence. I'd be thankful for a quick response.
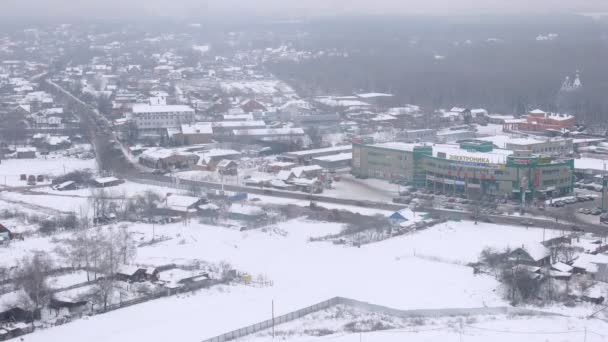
[201,297,340,342]
[200,296,559,342]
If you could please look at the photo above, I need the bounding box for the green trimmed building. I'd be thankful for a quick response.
[352,140,574,200]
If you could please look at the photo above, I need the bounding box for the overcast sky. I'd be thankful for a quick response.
[3,0,608,19]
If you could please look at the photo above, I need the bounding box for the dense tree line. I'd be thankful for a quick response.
[266,15,608,125]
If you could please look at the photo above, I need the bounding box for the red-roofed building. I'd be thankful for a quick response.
[513,109,576,132]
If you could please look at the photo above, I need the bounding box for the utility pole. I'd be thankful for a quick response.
[584,326,587,342]
[602,163,606,212]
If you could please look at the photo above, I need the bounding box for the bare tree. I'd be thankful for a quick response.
[550,243,581,263]
[16,252,54,315]
[89,188,110,222]
[135,190,161,222]
[501,266,541,304]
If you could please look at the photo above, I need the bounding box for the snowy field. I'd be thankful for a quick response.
[0,155,96,187]
[1,180,191,214]
[248,314,608,342]
[15,218,577,342]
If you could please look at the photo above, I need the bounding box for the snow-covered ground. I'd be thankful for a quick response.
[16,217,577,342]
[324,175,397,203]
[46,270,91,290]
[248,313,608,342]
[1,180,192,214]
[0,155,96,187]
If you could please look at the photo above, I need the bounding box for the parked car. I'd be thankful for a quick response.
[591,208,603,216]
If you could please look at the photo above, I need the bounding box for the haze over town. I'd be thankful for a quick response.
[1,1,608,342]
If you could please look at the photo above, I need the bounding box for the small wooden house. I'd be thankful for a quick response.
[0,289,37,323]
[509,244,551,267]
[115,265,147,282]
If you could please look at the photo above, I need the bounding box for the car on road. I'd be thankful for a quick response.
[393,197,412,204]
[578,208,592,215]
[553,201,565,207]
[591,208,603,216]
[601,213,608,224]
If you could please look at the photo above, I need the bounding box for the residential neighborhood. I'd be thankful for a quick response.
[1,5,608,342]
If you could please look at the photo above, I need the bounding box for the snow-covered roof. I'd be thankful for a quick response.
[52,285,95,304]
[140,147,197,161]
[132,104,194,114]
[291,165,323,178]
[93,177,120,184]
[356,92,394,98]
[275,170,294,181]
[157,269,197,284]
[232,128,305,136]
[56,181,75,189]
[286,145,352,157]
[268,161,296,168]
[292,178,318,186]
[228,204,264,216]
[16,147,36,153]
[572,253,608,273]
[551,262,573,273]
[196,149,240,165]
[517,243,550,262]
[117,265,142,276]
[212,120,265,128]
[369,142,420,152]
[223,114,254,121]
[166,194,202,211]
[313,153,352,162]
[0,289,33,312]
[181,123,213,135]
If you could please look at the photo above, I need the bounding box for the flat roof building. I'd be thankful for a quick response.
[353,140,574,201]
[130,104,195,131]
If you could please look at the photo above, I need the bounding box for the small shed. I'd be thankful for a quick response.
[91,177,124,188]
[389,211,408,222]
[217,159,238,175]
[0,223,12,241]
[16,147,36,159]
[54,181,78,191]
